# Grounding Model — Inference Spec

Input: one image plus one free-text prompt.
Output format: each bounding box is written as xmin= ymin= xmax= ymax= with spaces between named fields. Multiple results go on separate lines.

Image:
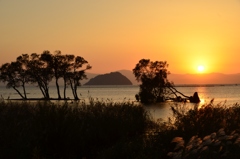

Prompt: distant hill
xmin=112 ymin=70 xmax=240 ymax=85
xmin=117 ymin=70 xmax=139 ymax=85
xmin=81 ymin=72 xmax=99 ymax=85
xmin=168 ymin=73 xmax=240 ymax=84
xmin=84 ymin=72 xmax=132 ymax=85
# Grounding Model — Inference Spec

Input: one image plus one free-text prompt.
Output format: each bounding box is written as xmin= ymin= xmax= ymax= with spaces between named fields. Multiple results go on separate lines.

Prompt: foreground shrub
xmin=0 ymin=99 xmax=153 ymax=158
xmin=170 ymin=100 xmax=240 ymax=139
xmin=153 ymin=100 xmax=240 ymax=158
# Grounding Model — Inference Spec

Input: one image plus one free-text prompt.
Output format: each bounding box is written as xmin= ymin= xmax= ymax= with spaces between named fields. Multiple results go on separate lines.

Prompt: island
xmin=84 ymin=72 xmax=132 ymax=85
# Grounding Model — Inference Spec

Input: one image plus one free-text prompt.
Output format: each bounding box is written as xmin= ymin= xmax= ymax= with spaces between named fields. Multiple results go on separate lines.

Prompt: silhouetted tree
xmin=60 ymin=54 xmax=75 ymax=99
xmin=40 ymin=50 xmax=63 ymax=99
xmin=133 ymin=59 xmax=174 ymax=104
xmin=0 ymin=61 xmax=28 ymax=99
xmin=66 ymin=56 xmax=92 ymax=100
xmin=40 ymin=51 xmax=92 ymax=100
xmin=26 ymin=53 xmax=53 ymax=99
xmin=1 ymin=51 xmax=91 ymax=100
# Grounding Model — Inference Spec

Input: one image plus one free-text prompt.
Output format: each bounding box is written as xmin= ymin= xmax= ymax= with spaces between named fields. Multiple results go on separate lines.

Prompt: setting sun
xmin=197 ymin=65 xmax=205 ymax=73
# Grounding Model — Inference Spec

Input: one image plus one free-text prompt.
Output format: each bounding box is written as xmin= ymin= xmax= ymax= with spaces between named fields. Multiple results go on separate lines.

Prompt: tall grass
xmin=0 ymin=99 xmax=153 ymax=158
xmin=155 ymin=100 xmax=240 ymax=159
xmin=2 ymin=99 xmax=240 ymax=158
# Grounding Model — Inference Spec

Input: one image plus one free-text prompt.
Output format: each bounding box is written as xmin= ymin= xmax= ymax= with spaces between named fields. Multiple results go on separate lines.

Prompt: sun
xmin=197 ymin=65 xmax=205 ymax=72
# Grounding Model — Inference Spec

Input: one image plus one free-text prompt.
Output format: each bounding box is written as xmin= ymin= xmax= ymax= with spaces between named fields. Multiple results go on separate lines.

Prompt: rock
xmin=84 ymin=72 xmax=132 ymax=85
xmin=189 ymin=92 xmax=200 ymax=103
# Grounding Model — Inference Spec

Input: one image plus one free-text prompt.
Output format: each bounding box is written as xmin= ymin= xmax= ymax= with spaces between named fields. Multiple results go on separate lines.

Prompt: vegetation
xmin=0 ymin=50 xmax=91 ymax=100
xmin=0 ymin=55 xmax=239 ymax=158
xmin=133 ymin=59 xmax=175 ymax=104
xmin=152 ymin=100 xmax=240 ymax=159
xmin=1 ymin=99 xmax=240 ymax=158
xmin=0 ymin=99 xmax=153 ymax=158
xmin=133 ymin=59 xmax=200 ymax=104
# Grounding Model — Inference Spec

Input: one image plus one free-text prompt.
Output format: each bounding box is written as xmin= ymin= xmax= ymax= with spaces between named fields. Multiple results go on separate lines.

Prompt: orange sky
xmin=1 ymin=0 xmax=240 ymax=74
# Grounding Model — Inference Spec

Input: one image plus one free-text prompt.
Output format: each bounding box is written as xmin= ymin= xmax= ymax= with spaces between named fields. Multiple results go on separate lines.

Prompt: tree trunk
xmin=168 ymin=86 xmax=190 ymax=98
xmin=74 ymin=84 xmax=79 ymax=100
xmin=69 ymin=79 xmax=76 ymax=99
xmin=63 ymin=77 xmax=67 ymax=99
xmin=22 ymin=83 xmax=27 ymax=99
xmin=38 ymin=82 xmax=46 ymax=98
xmin=12 ymin=86 xmax=25 ymax=99
xmin=55 ymin=78 xmax=61 ymax=99
xmin=42 ymin=81 xmax=50 ymax=99
xmin=45 ymin=88 xmax=50 ymax=99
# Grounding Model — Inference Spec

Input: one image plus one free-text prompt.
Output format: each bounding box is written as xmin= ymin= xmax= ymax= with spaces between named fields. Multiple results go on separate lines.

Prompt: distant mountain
xmin=67 ymin=72 xmax=240 ymax=85
xmin=84 ymin=72 xmax=132 ymax=85
xmin=168 ymin=73 xmax=240 ymax=84
xmin=81 ymin=72 xmax=99 ymax=85
xmin=113 ymin=70 xmax=240 ymax=85
xmin=117 ymin=70 xmax=139 ymax=85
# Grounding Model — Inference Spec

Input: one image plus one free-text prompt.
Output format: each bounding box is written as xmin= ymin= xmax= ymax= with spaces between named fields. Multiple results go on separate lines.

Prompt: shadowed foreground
xmin=1 ymin=99 xmax=240 ymax=158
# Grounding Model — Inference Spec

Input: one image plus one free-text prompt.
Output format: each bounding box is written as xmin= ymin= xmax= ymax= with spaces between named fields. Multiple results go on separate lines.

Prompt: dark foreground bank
xmin=1 ymin=99 xmax=240 ymax=158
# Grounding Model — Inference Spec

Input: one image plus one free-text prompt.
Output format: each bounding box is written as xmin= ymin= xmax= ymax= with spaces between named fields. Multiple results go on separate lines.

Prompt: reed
xmin=0 ymin=99 xmax=153 ymax=158
xmin=1 ymin=99 xmax=240 ymax=158
xmin=154 ymin=100 xmax=240 ymax=158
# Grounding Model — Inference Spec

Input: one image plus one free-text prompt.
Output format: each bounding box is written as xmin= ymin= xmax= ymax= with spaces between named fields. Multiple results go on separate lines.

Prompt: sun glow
xmin=197 ymin=65 xmax=205 ymax=73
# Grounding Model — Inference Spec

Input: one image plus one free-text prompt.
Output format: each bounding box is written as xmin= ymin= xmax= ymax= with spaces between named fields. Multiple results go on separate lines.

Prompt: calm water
xmin=1 ymin=85 xmax=240 ymax=120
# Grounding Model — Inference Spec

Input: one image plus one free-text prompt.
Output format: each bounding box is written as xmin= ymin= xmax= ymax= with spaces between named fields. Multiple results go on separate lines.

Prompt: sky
xmin=1 ymin=0 xmax=240 ymax=74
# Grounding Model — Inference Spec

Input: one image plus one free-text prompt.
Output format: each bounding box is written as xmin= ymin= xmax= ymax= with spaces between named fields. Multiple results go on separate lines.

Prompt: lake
xmin=1 ymin=84 xmax=240 ymax=120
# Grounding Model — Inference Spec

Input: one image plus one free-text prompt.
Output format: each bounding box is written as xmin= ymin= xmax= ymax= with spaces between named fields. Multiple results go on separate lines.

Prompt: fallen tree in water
xmin=133 ymin=59 xmax=200 ymax=104
xmin=168 ymin=85 xmax=200 ymax=103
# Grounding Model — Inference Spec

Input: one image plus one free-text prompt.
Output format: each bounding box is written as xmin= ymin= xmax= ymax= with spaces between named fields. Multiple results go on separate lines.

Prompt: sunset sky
xmin=1 ymin=0 xmax=240 ymax=74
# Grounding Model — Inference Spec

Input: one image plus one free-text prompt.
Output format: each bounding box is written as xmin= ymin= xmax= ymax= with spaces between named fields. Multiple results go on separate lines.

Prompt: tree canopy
xmin=133 ymin=59 xmax=201 ymax=104
xmin=133 ymin=59 xmax=174 ymax=103
xmin=0 ymin=50 xmax=91 ymax=100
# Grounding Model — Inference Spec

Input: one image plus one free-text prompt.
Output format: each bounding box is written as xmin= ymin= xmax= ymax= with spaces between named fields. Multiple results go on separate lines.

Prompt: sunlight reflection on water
xmin=143 ymin=101 xmax=201 ymax=121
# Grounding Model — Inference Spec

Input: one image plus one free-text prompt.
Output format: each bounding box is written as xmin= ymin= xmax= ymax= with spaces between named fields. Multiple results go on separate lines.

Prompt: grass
xmin=1 ymin=98 xmax=240 ymax=158
xmin=155 ymin=100 xmax=240 ymax=159
xmin=0 ymin=99 xmax=153 ymax=158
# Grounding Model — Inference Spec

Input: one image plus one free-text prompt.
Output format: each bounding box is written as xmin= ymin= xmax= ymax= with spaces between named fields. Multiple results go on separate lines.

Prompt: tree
xmin=133 ymin=59 xmax=174 ymax=104
xmin=40 ymin=51 xmax=91 ymax=100
xmin=0 ymin=61 xmax=29 ymax=99
xmin=60 ymin=54 xmax=75 ymax=99
xmin=40 ymin=50 xmax=63 ymax=99
xmin=66 ymin=56 xmax=92 ymax=100
xmin=0 ymin=51 xmax=91 ymax=100
xmin=26 ymin=53 xmax=53 ymax=99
